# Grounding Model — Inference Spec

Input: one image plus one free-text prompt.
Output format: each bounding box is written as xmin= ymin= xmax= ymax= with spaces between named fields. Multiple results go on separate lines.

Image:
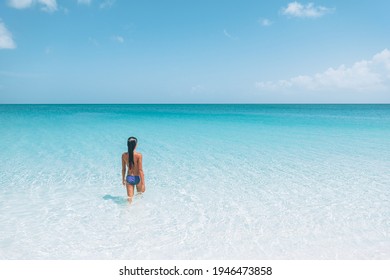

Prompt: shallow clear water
xmin=0 ymin=104 xmax=389 ymax=259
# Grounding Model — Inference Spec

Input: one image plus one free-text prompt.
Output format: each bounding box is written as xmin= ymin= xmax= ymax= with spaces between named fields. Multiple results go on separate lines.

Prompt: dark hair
xmin=127 ymin=137 xmax=138 ymax=169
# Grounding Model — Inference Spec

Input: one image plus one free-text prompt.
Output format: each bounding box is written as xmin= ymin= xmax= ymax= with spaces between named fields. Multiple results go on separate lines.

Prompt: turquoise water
xmin=0 ymin=104 xmax=389 ymax=259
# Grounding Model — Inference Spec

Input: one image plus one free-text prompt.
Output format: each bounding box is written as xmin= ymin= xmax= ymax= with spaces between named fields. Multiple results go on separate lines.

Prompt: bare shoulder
xmin=122 ymin=152 xmax=128 ymax=159
xmin=135 ymin=152 xmax=143 ymax=159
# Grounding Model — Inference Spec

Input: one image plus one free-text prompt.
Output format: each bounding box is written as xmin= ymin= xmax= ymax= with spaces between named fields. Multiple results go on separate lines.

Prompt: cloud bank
xmin=0 ymin=21 xmax=16 ymax=49
xmin=281 ymin=2 xmax=333 ymax=18
xmin=256 ymin=49 xmax=390 ymax=92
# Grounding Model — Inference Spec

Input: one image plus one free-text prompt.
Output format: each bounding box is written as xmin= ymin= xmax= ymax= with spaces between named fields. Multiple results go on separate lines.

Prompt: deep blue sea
xmin=0 ymin=104 xmax=389 ymax=259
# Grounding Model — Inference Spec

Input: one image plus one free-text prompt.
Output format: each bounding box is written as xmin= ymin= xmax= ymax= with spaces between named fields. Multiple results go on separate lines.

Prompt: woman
xmin=122 ymin=136 xmax=145 ymax=202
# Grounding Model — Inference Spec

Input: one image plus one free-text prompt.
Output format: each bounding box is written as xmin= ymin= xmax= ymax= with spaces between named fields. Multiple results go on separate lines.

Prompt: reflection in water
xmin=103 ymin=193 xmax=144 ymax=205
xmin=102 ymin=194 xmax=128 ymax=205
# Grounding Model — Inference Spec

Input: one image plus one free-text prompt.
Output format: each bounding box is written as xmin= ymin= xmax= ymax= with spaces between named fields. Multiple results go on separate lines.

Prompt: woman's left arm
xmin=138 ymin=154 xmax=145 ymax=192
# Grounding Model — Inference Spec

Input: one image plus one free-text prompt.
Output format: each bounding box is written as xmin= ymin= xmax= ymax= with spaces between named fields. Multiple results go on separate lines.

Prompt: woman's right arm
xmin=121 ymin=154 xmax=126 ymax=186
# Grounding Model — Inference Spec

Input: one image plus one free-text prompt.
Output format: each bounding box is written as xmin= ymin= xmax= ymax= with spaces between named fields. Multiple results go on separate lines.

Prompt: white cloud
xmin=77 ymin=0 xmax=116 ymax=9
xmin=0 ymin=71 xmax=45 ymax=78
xmin=112 ymin=35 xmax=124 ymax=43
xmin=256 ymin=49 xmax=390 ymax=92
xmin=45 ymin=46 xmax=52 ymax=54
xmin=0 ymin=21 xmax=16 ymax=49
xmin=8 ymin=0 xmax=57 ymax=12
xmin=191 ymin=85 xmax=205 ymax=93
xmin=38 ymin=0 xmax=57 ymax=12
xmin=259 ymin=18 xmax=273 ymax=27
xmin=223 ymin=29 xmax=238 ymax=40
xmin=281 ymin=2 xmax=333 ymax=18
xmin=88 ymin=37 xmax=99 ymax=46
xmin=78 ymin=0 xmax=92 ymax=5
xmin=8 ymin=0 xmax=33 ymax=9
xmin=62 ymin=7 xmax=70 ymax=14
xmin=100 ymin=0 xmax=115 ymax=9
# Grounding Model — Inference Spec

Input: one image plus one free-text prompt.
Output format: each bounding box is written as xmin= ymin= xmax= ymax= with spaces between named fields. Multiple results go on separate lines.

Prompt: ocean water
xmin=0 ymin=104 xmax=389 ymax=259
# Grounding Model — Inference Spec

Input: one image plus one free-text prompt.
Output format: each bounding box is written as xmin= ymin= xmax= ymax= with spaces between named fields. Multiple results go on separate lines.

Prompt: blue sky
xmin=0 ymin=0 xmax=390 ymax=103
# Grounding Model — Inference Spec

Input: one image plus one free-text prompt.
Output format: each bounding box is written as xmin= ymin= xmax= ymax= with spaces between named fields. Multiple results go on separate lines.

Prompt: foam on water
xmin=0 ymin=104 xmax=389 ymax=259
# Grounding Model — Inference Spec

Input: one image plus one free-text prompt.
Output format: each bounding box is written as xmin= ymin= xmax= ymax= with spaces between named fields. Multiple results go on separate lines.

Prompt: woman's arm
xmin=121 ymin=153 xmax=126 ymax=186
xmin=138 ymin=154 xmax=145 ymax=192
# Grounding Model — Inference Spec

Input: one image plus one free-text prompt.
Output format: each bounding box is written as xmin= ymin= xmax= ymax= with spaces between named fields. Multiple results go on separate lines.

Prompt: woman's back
xmin=122 ymin=151 xmax=142 ymax=176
